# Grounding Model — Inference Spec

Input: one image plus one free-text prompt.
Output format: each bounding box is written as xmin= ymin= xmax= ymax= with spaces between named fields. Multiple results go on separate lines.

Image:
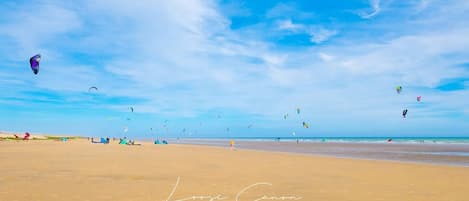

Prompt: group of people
xmin=154 ymin=139 xmax=168 ymax=144
xmin=89 ymin=137 xmax=170 ymax=146
xmin=119 ymin=138 xmax=141 ymax=145
xmin=12 ymin=132 xmax=30 ymax=140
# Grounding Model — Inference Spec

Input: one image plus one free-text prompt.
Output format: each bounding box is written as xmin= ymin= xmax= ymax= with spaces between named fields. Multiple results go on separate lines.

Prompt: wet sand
xmin=1 ymin=140 xmax=469 ymax=201
xmin=175 ymin=139 xmax=469 ymax=166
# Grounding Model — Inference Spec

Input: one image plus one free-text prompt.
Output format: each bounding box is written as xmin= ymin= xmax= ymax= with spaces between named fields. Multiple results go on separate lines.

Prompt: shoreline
xmin=3 ymin=134 xmax=469 ymax=167
xmin=174 ymin=139 xmax=469 ymax=167
xmin=170 ymin=136 xmax=469 ymax=144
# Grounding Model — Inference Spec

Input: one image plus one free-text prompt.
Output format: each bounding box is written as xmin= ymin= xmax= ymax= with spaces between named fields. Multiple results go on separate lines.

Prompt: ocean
xmin=173 ymin=137 xmax=469 ymax=144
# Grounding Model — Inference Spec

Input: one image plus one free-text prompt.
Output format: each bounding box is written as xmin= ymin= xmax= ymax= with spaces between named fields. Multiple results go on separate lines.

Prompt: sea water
xmin=181 ymin=137 xmax=469 ymax=144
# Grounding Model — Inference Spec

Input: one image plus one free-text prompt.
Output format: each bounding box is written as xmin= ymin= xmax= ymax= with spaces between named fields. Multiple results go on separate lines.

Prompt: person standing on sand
xmin=229 ymin=140 xmax=235 ymax=150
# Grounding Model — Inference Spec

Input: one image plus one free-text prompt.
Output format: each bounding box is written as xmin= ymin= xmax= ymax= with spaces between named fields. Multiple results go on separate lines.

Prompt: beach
xmin=1 ymin=140 xmax=469 ymax=201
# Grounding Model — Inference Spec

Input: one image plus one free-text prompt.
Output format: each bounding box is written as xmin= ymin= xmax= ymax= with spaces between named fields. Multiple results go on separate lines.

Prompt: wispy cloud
xmin=0 ymin=3 xmax=82 ymax=55
xmin=358 ymin=0 xmax=381 ymax=19
xmin=1 ymin=0 xmax=468 ymax=136
xmin=318 ymin=52 xmax=335 ymax=62
xmin=275 ymin=19 xmax=337 ymax=44
xmin=309 ymin=28 xmax=338 ymax=44
xmin=276 ymin=19 xmax=304 ymax=32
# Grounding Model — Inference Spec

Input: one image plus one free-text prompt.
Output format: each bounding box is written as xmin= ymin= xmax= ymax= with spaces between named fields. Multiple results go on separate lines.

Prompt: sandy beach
xmin=1 ymin=140 xmax=469 ymax=201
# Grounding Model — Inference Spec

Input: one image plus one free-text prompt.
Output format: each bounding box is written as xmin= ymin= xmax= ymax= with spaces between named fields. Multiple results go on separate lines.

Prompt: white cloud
xmin=276 ymin=20 xmax=337 ymax=44
xmin=0 ymin=4 xmax=82 ymax=53
xmin=309 ymin=28 xmax=338 ymax=44
xmin=358 ymin=0 xmax=381 ymax=19
xmin=267 ymin=3 xmax=340 ymax=44
xmin=267 ymin=66 xmax=312 ymax=87
xmin=276 ymin=19 xmax=304 ymax=31
xmin=318 ymin=52 xmax=335 ymax=62
xmin=261 ymin=54 xmax=288 ymax=66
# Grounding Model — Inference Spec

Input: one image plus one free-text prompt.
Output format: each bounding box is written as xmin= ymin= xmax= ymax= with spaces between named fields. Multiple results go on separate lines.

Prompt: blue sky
xmin=1 ymin=0 xmax=469 ymax=138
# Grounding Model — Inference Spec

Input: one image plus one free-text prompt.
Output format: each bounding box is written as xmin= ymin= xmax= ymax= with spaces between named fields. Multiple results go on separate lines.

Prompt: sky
xmin=1 ymin=0 xmax=469 ymax=138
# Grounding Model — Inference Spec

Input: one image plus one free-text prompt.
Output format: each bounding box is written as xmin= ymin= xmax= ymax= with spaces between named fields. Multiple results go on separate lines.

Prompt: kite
xmin=29 ymin=54 xmax=41 ymax=75
xmin=88 ymin=87 xmax=98 ymax=92
xmin=302 ymin=122 xmax=309 ymax=128
xmin=417 ymin=96 xmax=422 ymax=102
xmin=297 ymin=108 xmax=301 ymax=114
xmin=129 ymin=107 xmax=134 ymax=112
xmin=396 ymin=86 xmax=402 ymax=94
xmin=402 ymin=109 xmax=408 ymax=118
xmin=283 ymin=114 xmax=288 ymax=119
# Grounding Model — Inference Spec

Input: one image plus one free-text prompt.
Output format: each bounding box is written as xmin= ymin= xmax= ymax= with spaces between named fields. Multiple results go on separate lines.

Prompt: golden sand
xmin=1 ymin=140 xmax=468 ymax=201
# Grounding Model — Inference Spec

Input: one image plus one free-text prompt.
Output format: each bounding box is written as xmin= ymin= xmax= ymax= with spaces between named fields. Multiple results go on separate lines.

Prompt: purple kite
xmin=29 ymin=54 xmax=41 ymax=75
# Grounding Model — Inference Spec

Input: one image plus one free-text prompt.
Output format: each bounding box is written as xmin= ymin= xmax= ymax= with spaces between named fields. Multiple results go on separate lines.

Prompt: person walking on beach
xmin=229 ymin=139 xmax=235 ymax=150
